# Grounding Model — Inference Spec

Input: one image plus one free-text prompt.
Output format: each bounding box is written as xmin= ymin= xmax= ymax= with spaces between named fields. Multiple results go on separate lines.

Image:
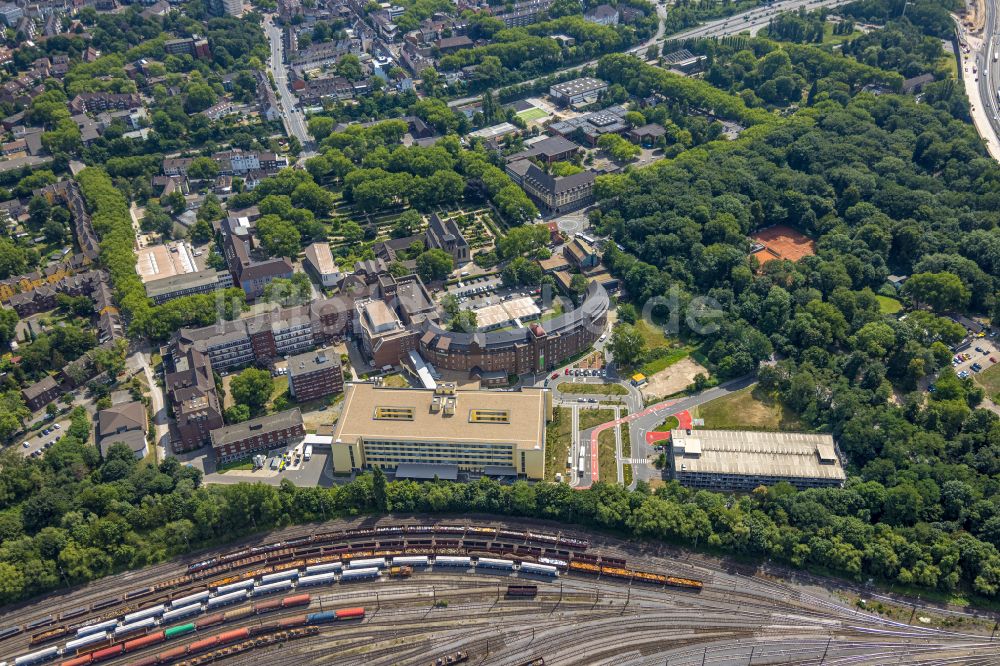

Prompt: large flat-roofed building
xmin=211 ymin=408 xmax=304 ymax=462
xmin=145 ymin=269 xmax=233 ymax=304
xmin=331 ymin=383 xmax=551 ymax=480
xmin=549 ymin=77 xmax=607 ymax=106
xmin=670 ymin=429 xmax=846 ymax=492
xmin=356 ymin=298 xmax=418 ymax=369
xmin=288 ymin=349 xmax=344 ymax=402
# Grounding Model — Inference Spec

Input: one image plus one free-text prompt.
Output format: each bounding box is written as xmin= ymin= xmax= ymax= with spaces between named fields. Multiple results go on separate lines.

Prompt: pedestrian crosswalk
xmin=622 ymin=458 xmax=650 ymax=465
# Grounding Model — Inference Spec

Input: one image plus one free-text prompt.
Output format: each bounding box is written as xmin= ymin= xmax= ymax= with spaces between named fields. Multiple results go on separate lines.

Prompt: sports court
xmin=750 ymin=225 xmax=816 ymax=266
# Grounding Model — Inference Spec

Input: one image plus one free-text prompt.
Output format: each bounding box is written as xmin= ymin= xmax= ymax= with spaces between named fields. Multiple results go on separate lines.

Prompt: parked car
xmin=551 ymin=372 xmax=559 ymax=379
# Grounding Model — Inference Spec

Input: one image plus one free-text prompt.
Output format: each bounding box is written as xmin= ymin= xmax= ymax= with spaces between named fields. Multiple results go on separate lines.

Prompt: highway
xmin=976 ymin=0 xmax=1000 ymax=158
xmin=263 ymin=15 xmax=314 ymax=156
xmin=448 ymin=0 xmax=854 ymax=108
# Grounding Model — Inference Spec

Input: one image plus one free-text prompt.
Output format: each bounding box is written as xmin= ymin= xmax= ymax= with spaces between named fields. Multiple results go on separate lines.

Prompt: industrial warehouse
xmin=669 ymin=429 xmax=846 ymax=492
xmin=330 ymin=383 xmax=551 ymax=480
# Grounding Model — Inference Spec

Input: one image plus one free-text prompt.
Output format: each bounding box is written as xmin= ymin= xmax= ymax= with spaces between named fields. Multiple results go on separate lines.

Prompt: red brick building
xmin=210 ymin=408 xmax=305 ymax=462
xmin=287 ymin=350 xmax=343 ymax=402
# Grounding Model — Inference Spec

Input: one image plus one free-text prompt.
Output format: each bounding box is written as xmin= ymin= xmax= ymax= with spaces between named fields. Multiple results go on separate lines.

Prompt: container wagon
xmin=123 ymin=631 xmax=165 ymax=653
xmin=168 ymin=591 xmax=210 ymax=609
xmin=281 ymin=594 xmax=311 ymax=608
xmin=13 ymin=646 xmax=59 ymax=666
xmin=391 ymin=556 xmax=428 ymax=567
xmin=60 ymin=656 xmax=92 ymax=666
xmin=164 ymin=623 xmax=196 ymax=640
xmin=347 ymin=558 xmax=386 ymax=569
xmin=253 ymin=599 xmax=282 ymax=615
xmin=23 ymin=618 xmax=54 ymax=632
xmin=59 ymin=608 xmax=88 ymax=622
xmin=89 ymin=598 xmax=119 ymax=612
xmin=114 ymin=617 xmax=156 ymax=639
xmin=305 ymin=611 xmax=336 ymax=625
xmin=519 ymin=562 xmax=558 ymax=577
xmin=0 ymin=626 xmax=22 ymax=640
xmin=161 ymin=604 xmax=201 ymax=623
xmin=214 ymin=580 xmax=254 ymax=595
xmin=304 ymin=562 xmax=341 ymax=575
xmin=206 ymin=590 xmax=247 ymax=609
xmin=476 ymin=558 xmax=515 ymax=571
xmin=252 ymin=581 xmax=293 ymax=597
xmin=334 ymin=607 xmax=365 ymax=620
xmin=75 ymin=621 xmax=117 ymax=639
xmin=260 ymin=570 xmax=299 ymax=585
xmin=505 ymin=585 xmax=537 ymax=597
xmin=89 ymin=645 xmax=123 ymax=663
xmin=434 ymin=556 xmax=471 ymax=567
xmin=194 ymin=614 xmax=224 ymax=630
xmin=122 ymin=605 xmax=165 ymax=625
xmin=223 ymin=606 xmax=254 ymax=622
xmin=340 ymin=567 xmax=380 ymax=582
xmin=296 ymin=573 xmax=337 ymax=587
xmin=64 ymin=633 xmax=108 ymax=654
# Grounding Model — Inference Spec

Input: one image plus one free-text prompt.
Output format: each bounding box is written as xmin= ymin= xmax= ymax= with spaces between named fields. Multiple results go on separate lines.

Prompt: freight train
xmin=7 ymin=604 xmax=363 ymax=666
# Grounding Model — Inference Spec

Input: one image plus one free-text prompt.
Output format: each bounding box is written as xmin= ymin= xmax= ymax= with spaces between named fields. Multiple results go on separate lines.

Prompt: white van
xmin=304 ymin=444 xmax=313 ymax=461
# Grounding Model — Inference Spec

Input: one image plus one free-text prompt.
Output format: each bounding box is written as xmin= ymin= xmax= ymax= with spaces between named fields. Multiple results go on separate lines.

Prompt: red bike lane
xmin=582 ymin=400 xmax=690 ymax=485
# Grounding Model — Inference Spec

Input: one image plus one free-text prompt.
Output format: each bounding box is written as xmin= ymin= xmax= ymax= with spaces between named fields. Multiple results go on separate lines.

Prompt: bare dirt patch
xmin=642 ymin=356 xmax=709 ymax=399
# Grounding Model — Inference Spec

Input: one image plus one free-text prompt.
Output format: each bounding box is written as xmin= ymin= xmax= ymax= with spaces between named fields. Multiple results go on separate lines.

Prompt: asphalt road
xmin=264 ymin=15 xmax=314 ymax=155
xmin=979 ymin=0 xmax=1000 ymax=145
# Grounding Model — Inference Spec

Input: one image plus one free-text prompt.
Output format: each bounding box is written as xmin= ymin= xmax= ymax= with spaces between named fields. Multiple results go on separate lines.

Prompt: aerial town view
xmin=2 ymin=0 xmax=1000 ymax=663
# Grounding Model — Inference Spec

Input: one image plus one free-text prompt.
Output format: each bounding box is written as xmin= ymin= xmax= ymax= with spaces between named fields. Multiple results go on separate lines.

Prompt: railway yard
xmin=2 ymin=519 xmax=999 ymax=666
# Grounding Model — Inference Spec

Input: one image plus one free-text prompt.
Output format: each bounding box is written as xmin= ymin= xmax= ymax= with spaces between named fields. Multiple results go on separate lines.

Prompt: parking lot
xmin=951 ymin=335 xmax=1000 ymax=380
xmin=197 ymin=445 xmax=334 ymax=486
xmin=16 ymin=418 xmax=71 ymax=459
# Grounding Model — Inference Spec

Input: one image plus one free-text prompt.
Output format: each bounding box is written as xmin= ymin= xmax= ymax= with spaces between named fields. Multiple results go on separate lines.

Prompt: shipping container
xmin=281 ymin=594 xmax=310 ymax=608
xmin=260 ymin=569 xmax=298 ymax=585
xmin=305 ymin=611 xmax=335 ymax=625
xmin=64 ymin=632 xmax=108 ymax=653
xmin=278 ymin=616 xmax=307 ymax=629
xmin=163 ymin=624 xmax=196 ymax=639
xmin=194 ymin=614 xmax=224 ymax=630
xmin=161 ymin=604 xmax=201 ymax=623
xmin=123 ymin=632 xmax=165 ymax=652
xmin=122 ymin=605 xmax=164 ymax=625
xmin=346 ymin=558 xmax=386 ymax=569
xmin=59 ymin=656 xmax=92 ymax=666
xmin=168 ymin=591 xmax=210 ymax=609
xmin=333 ymin=607 xmax=365 ymax=621
xmin=88 ymin=645 xmax=123 ymax=663
xmin=303 ymin=562 xmax=341 ymax=575
xmin=296 ymin=573 xmax=336 ymax=587
xmin=252 ymin=581 xmax=292 ymax=597
xmin=252 ymin=599 xmax=282 ymax=615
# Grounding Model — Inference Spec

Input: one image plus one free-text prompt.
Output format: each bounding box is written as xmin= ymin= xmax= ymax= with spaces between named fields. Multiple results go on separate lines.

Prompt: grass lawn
xmin=382 ymin=374 xmax=410 ymax=388
xmin=622 ymin=422 xmax=632 ymax=487
xmin=876 ymin=295 xmax=903 ymax=315
xmin=641 ymin=346 xmax=694 ymax=377
xmin=597 ymin=428 xmax=618 ymax=484
xmin=545 ymin=407 xmax=573 ymax=482
xmin=267 ymin=376 xmax=288 ymax=411
xmin=695 ymin=386 xmax=806 ymax=432
xmin=820 ymin=22 xmax=863 ymax=45
xmin=635 ymin=319 xmax=669 ymax=349
xmin=578 ymin=408 xmax=616 ymax=431
xmin=559 ymin=382 xmax=628 ymax=395
xmin=654 ymin=415 xmax=679 ymax=432
xmin=516 ymin=107 xmax=548 ymax=122
xmin=216 ymin=459 xmax=255 ymax=473
xmin=975 ymin=363 xmax=1000 ymax=401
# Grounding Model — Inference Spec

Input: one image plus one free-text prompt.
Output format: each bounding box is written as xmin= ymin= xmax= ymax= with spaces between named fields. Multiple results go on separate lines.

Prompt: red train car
xmin=60 ymin=656 xmax=93 ymax=666
xmin=254 ymin=599 xmax=282 ymax=614
xmin=334 ymin=607 xmax=365 ymax=620
xmin=194 ymin=613 xmax=224 ymax=630
xmin=281 ymin=594 xmax=310 ymax=608
xmin=188 ymin=636 xmax=220 ymax=654
xmin=90 ymin=645 xmax=124 ymax=663
xmin=128 ymin=657 xmax=159 ymax=666
xmin=278 ymin=615 xmax=307 ymax=628
xmin=156 ymin=645 xmax=189 ymax=662
xmin=124 ymin=631 xmax=165 ymax=652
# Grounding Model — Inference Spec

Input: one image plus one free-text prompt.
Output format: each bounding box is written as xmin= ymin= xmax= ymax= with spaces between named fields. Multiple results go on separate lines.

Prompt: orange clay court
xmin=750 ymin=225 xmax=816 ymax=266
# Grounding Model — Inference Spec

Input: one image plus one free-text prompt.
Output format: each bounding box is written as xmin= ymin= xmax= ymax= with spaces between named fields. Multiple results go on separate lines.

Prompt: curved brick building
xmin=418 ymin=282 xmax=608 ymax=380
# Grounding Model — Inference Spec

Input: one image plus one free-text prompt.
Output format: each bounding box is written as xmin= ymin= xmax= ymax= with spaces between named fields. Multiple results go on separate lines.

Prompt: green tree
xmin=187 ymin=157 xmax=220 ymax=181
xmin=609 ymin=324 xmax=645 ymax=369
xmin=903 ymin=272 xmax=970 ymax=312
xmin=256 ymin=216 xmax=301 ymax=258
xmin=416 ymin=248 xmax=454 ymax=282
xmin=230 ymin=368 xmax=274 ymax=414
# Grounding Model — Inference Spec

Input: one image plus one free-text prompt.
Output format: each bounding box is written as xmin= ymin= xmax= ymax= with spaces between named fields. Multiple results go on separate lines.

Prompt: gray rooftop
xmin=210 ymin=408 xmax=303 ymax=448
